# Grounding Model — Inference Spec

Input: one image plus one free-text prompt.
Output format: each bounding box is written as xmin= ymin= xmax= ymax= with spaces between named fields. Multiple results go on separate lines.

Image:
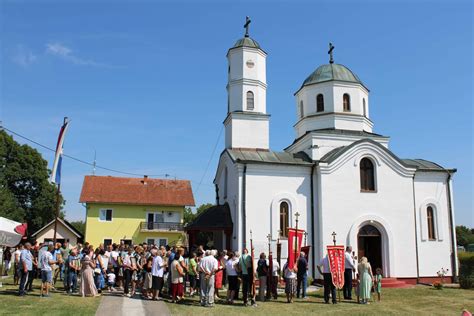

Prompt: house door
xmin=357 ymin=224 xmax=382 ymax=271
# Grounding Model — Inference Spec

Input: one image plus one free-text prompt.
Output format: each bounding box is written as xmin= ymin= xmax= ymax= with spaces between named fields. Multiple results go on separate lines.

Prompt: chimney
xmin=142 ymin=175 xmax=148 ymax=185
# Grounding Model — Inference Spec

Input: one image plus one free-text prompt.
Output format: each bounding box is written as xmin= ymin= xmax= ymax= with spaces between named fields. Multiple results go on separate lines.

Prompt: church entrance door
xmin=357 ymin=224 xmax=382 ymax=271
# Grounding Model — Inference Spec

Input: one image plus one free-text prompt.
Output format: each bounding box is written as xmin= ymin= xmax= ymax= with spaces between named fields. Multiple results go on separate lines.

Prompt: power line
xmin=2 ymin=126 xmax=173 ymax=178
xmin=195 ymin=125 xmax=224 ymax=195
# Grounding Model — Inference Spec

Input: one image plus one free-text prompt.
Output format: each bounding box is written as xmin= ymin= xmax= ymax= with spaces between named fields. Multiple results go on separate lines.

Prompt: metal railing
xmin=140 ymin=221 xmax=184 ymax=231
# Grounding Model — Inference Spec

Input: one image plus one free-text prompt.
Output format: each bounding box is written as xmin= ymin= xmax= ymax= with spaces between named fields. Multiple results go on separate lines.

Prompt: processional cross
xmin=244 ymin=16 xmax=251 ymax=37
xmin=328 ymin=42 xmax=335 ymax=64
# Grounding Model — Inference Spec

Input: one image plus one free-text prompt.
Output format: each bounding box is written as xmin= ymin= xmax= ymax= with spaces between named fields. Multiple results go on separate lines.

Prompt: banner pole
xmin=52 ymin=183 xmax=61 ymax=244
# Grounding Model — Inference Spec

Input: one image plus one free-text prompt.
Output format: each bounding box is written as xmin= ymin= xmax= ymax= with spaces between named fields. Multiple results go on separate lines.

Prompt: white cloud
xmin=45 ymin=42 xmax=119 ymax=68
xmin=12 ymin=45 xmax=37 ymax=67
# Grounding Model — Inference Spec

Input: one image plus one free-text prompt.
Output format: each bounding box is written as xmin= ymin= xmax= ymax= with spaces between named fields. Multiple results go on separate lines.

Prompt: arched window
xmin=360 ymin=158 xmax=375 ymax=191
xmin=317 ymin=94 xmax=324 ymax=112
xmin=280 ymin=201 xmax=289 ymax=237
xmin=343 ymin=93 xmax=351 ymax=112
xmin=299 ymin=101 xmax=304 ymax=118
xmin=363 ymin=98 xmax=367 ymax=117
xmin=246 ymin=91 xmax=254 ymax=110
xmin=224 ymin=167 xmax=228 ymax=198
xmin=427 ymin=206 xmax=436 ymax=240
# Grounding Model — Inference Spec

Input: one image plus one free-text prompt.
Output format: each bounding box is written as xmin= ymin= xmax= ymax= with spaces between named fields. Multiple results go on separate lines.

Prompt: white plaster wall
xmin=317 ymin=143 xmax=418 ymax=278
xmin=294 ymin=82 xmax=370 ymax=137
xmin=215 ymin=153 xmax=242 ymax=250
xmin=243 ymin=164 xmax=313 ymax=270
xmin=225 ymin=115 xmax=269 ymax=149
xmin=414 ymin=172 xmax=454 ymax=277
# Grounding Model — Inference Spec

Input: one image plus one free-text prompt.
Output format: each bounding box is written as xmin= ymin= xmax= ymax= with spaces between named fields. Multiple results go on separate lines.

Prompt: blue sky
xmin=1 ymin=1 xmax=472 ymax=227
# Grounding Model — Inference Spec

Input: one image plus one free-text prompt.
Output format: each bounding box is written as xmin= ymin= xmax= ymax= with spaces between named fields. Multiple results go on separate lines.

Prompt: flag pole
xmin=294 ymin=212 xmax=300 ymax=266
xmin=52 ymin=183 xmax=61 ymax=244
xmin=51 ymin=116 xmax=69 ymax=245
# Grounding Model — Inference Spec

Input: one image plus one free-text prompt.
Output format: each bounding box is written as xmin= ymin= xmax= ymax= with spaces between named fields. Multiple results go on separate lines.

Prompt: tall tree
xmin=456 ymin=225 xmax=474 ymax=248
xmin=69 ymin=220 xmax=85 ymax=236
xmin=183 ymin=203 xmax=214 ymax=225
xmin=0 ymin=130 xmax=63 ymax=235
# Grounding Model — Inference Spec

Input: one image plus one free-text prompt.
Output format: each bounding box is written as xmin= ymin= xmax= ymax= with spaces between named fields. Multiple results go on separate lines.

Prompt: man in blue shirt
xmin=18 ymin=242 xmax=33 ymax=296
xmin=296 ymin=252 xmax=309 ymax=299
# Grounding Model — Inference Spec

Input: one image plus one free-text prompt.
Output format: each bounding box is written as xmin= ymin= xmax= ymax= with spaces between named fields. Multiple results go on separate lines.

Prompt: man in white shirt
xmin=199 ymin=250 xmax=218 ymax=307
xmin=343 ymin=246 xmax=356 ymax=300
xmin=40 ymin=243 xmax=56 ymax=297
xmin=317 ymin=254 xmax=336 ymax=304
xmin=268 ymin=255 xmax=280 ymax=300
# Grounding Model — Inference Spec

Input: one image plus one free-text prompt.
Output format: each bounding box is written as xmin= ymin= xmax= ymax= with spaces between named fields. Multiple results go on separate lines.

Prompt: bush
xmin=458 ymin=252 xmax=474 ymax=289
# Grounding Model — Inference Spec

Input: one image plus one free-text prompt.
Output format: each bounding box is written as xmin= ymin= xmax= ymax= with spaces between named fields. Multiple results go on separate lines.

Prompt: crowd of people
xmin=2 ymin=241 xmax=382 ymax=306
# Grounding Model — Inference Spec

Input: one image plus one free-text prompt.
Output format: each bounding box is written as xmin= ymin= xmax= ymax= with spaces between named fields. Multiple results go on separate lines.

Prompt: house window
xmin=146 ymin=238 xmax=167 ymax=247
xmin=317 ymin=94 xmax=324 ymax=112
xmin=343 ymin=93 xmax=351 ymax=111
xmin=363 ymin=98 xmax=367 ymax=117
xmin=147 ymin=238 xmax=155 ymax=245
xmin=99 ymin=209 xmax=113 ymax=222
xmin=246 ymin=91 xmax=254 ymax=110
xmin=360 ymin=158 xmax=375 ymax=191
xmin=280 ymin=201 xmax=289 ymax=238
xmin=300 ymin=101 xmax=304 ymax=118
xmin=427 ymin=206 xmax=436 ymax=240
xmin=103 ymin=239 xmax=112 ymax=247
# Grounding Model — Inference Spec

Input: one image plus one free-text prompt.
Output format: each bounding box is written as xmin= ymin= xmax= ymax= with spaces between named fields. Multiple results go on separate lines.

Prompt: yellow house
xmin=79 ymin=175 xmax=195 ymax=247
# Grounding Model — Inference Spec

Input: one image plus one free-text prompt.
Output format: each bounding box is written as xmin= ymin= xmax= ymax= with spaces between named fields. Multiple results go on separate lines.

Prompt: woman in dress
xmin=357 ymin=256 xmax=373 ymax=304
xmin=80 ymin=246 xmax=99 ymax=297
xmin=283 ymin=259 xmax=298 ymax=303
xmin=214 ymin=251 xmax=225 ymax=300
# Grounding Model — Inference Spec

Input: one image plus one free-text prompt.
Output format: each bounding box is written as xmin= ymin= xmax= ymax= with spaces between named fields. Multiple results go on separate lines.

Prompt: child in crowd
xmin=107 ymin=272 xmax=116 ymax=292
xmin=354 ymin=273 xmax=360 ymax=304
xmin=374 ymin=267 xmax=383 ymax=302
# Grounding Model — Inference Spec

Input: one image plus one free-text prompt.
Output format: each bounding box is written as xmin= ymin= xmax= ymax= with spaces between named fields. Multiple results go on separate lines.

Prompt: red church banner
xmin=327 ymin=245 xmax=345 ymax=289
xmin=287 ymin=228 xmax=304 ymax=269
xmin=301 ymin=245 xmax=311 ymax=263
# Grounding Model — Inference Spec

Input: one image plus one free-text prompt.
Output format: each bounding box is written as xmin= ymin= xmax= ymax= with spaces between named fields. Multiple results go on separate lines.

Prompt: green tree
xmin=183 ymin=203 xmax=214 ymax=225
xmin=69 ymin=220 xmax=85 ymax=236
xmin=456 ymin=225 xmax=474 ymax=248
xmin=0 ymin=130 xmax=63 ymax=236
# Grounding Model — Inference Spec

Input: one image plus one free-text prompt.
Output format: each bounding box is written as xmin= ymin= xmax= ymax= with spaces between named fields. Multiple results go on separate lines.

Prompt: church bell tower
xmin=224 ymin=17 xmax=269 ymax=150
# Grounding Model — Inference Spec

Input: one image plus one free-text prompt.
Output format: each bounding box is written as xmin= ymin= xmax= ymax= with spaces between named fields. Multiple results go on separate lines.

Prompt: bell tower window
xmin=280 ymin=201 xmax=289 ymax=238
xmin=300 ymin=101 xmax=304 ymax=118
xmin=360 ymin=158 xmax=375 ymax=191
xmin=343 ymin=93 xmax=351 ymax=112
xmin=246 ymin=91 xmax=254 ymax=110
xmin=317 ymin=94 xmax=324 ymax=112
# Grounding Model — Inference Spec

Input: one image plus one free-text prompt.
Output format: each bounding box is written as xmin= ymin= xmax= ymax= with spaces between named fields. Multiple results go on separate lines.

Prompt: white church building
xmin=212 ymin=22 xmax=458 ymax=283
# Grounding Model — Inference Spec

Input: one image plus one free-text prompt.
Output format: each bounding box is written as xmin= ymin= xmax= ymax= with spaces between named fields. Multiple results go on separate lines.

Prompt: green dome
xmin=232 ymin=37 xmax=261 ymax=49
xmin=302 ymin=63 xmax=364 ymax=87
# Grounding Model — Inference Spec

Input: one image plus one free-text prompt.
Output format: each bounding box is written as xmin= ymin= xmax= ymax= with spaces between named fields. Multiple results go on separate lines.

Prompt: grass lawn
xmin=0 ymin=276 xmax=100 ymax=316
xmin=165 ymin=286 xmax=474 ymax=316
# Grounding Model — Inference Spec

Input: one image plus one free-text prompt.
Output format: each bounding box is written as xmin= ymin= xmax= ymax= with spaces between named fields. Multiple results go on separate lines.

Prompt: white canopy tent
xmin=0 ymin=217 xmax=25 ymax=247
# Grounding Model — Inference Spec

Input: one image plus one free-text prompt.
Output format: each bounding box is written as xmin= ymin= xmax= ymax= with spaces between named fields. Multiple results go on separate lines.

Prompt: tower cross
xmin=328 ymin=42 xmax=335 ymax=64
xmin=244 ymin=16 xmax=251 ymax=37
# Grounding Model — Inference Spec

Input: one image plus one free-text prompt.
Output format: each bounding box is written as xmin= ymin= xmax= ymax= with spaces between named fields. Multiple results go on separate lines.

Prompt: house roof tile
xmin=79 ymin=175 xmax=195 ymax=206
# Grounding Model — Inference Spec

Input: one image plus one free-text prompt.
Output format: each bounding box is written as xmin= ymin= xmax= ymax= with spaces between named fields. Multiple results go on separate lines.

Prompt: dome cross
xmin=244 ymin=16 xmax=251 ymax=37
xmin=328 ymin=42 xmax=335 ymax=64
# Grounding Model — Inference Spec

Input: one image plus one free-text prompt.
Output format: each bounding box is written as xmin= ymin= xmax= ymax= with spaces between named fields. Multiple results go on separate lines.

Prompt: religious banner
xmin=287 ymin=228 xmax=304 ymax=269
xmin=301 ymin=245 xmax=311 ymax=262
xmin=327 ymin=245 xmax=345 ymax=289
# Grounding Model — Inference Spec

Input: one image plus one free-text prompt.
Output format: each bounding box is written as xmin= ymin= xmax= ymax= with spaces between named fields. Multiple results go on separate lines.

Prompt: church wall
xmin=317 ymin=151 xmax=418 ymax=278
xmin=243 ymin=164 xmax=313 ymax=271
xmin=215 ymin=155 xmax=242 ymax=251
xmin=225 ymin=116 xmax=269 ymax=149
xmin=413 ymin=171 xmax=454 ymax=277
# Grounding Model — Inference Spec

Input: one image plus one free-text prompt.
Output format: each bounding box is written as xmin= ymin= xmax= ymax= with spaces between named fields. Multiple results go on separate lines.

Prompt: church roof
xmin=286 ymin=129 xmax=388 ymax=151
xmin=401 ymin=159 xmax=456 ymax=172
xmin=185 ymin=203 xmax=233 ymax=230
xmin=231 ymin=37 xmax=261 ymax=49
xmin=297 ymin=63 xmax=367 ymax=93
xmin=320 ymin=139 xmax=456 ymax=172
xmin=226 ymin=148 xmax=313 ymax=166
